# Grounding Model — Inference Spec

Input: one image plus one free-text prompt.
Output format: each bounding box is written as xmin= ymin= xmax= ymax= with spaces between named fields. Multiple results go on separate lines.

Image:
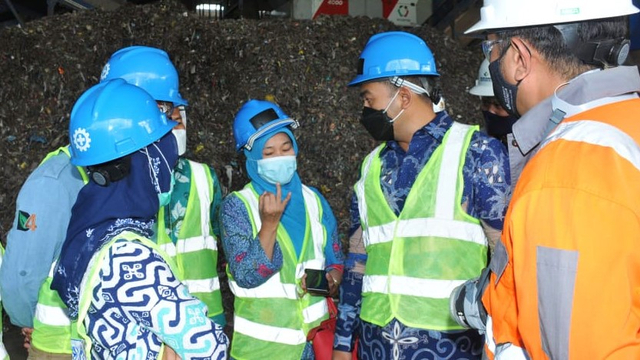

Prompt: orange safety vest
xmin=483 ymin=98 xmax=640 ymax=360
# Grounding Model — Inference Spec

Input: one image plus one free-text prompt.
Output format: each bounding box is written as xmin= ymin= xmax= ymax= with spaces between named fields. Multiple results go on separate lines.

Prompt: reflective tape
xmin=543 ymin=119 xmax=640 ymax=172
xmin=234 ymin=316 xmax=307 ymax=345
xmin=35 ymin=303 xmax=71 ymax=326
xmin=302 ymin=298 xmax=327 ymax=324
xmin=183 ymin=277 xmax=220 ymax=293
xmin=365 ymin=218 xmax=487 ymax=247
xmin=363 ymin=274 xmax=465 ymax=299
xmin=158 ymin=235 xmax=217 ymax=257
xmin=229 ymin=275 xmax=298 ymax=300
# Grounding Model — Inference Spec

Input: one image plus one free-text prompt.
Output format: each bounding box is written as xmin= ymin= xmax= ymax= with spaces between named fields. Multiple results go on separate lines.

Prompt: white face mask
xmin=257 ymin=155 xmax=297 ymax=185
xmin=172 ymin=129 xmax=187 ymax=156
xmin=172 ymin=107 xmax=188 ymax=156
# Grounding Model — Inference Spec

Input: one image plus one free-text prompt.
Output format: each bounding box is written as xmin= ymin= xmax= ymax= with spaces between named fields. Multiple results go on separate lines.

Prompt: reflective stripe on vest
xmin=355 ymin=122 xmax=488 ymax=330
xmin=32 ymin=261 xmax=72 ymax=353
xmin=228 ymin=183 xmax=328 ymax=360
xmin=484 ymin=316 xmax=528 ymax=360
xmin=542 ymin=120 xmax=640 ymax=171
xmin=156 ymin=160 xmax=223 ymax=318
xmin=485 ymin=315 xmax=497 ymax=357
xmin=32 ymin=146 xmax=87 ymax=354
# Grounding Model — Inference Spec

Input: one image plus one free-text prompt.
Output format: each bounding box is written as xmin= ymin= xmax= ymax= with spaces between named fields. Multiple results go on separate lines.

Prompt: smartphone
xmin=305 ymin=268 xmax=329 ymax=297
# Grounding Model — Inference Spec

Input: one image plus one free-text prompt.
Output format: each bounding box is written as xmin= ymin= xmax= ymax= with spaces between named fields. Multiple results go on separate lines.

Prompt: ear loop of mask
xmin=179 ymin=106 xmax=187 ymax=129
xmin=384 ymin=89 xmax=405 ymax=123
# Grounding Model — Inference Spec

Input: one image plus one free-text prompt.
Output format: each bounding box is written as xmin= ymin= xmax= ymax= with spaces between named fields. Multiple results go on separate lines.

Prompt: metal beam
xmin=48 ymin=0 xmax=126 ymax=15
xmin=3 ymin=0 xmax=24 ymax=27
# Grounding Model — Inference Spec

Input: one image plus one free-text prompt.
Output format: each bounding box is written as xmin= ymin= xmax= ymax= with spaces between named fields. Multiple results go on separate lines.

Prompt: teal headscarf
xmin=243 ymin=127 xmax=306 ymax=256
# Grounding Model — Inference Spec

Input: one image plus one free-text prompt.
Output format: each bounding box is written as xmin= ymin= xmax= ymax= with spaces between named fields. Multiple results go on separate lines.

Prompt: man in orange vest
xmin=450 ymin=0 xmax=640 ymax=358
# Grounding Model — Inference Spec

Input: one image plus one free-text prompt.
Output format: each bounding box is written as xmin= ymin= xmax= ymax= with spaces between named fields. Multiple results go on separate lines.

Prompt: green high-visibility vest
xmin=32 ymin=146 xmax=87 ymax=354
xmin=355 ymin=122 xmax=489 ymax=331
xmin=227 ymin=183 xmax=329 ymax=360
xmin=156 ymin=160 xmax=223 ymax=319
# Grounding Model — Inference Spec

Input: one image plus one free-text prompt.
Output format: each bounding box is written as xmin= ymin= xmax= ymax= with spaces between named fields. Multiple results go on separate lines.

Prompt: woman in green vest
xmin=220 ymin=99 xmax=345 ymax=360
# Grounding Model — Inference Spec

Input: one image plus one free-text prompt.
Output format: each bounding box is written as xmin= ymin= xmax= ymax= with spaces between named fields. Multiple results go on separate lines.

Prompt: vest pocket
xmin=536 ymin=246 xmax=578 ymax=360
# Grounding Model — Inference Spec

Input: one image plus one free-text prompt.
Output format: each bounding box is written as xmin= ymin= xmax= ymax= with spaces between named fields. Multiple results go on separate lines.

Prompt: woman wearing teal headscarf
xmin=220 ymin=100 xmax=344 ymax=360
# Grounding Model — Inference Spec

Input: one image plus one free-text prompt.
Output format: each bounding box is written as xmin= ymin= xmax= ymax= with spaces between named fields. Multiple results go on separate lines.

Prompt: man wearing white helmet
xmin=468 ymin=59 xmax=517 ymax=147
xmin=452 ymin=0 xmax=640 ymax=358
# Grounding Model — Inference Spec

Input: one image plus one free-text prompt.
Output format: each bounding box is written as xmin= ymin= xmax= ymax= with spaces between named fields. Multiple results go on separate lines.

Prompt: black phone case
xmin=305 ymin=269 xmax=329 ymax=296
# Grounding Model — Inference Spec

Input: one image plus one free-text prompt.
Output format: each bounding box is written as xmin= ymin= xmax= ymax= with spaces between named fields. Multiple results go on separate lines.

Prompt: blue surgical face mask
xmin=257 ymin=155 xmax=297 ymax=185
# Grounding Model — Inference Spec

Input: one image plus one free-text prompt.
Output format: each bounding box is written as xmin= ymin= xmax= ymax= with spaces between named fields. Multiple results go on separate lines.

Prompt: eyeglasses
xmin=157 ymin=101 xmax=176 ymax=117
xmin=481 ymin=39 xmax=504 ymax=62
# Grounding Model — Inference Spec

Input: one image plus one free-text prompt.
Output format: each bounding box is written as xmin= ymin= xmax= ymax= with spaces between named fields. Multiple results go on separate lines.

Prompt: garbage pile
xmin=0 ymin=0 xmax=484 ymax=240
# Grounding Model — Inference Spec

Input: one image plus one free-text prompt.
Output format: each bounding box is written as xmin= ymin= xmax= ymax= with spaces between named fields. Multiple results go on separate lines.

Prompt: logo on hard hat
xmin=480 ymin=70 xmax=491 ymax=82
xmin=73 ymin=128 xmax=91 ymax=152
xmin=100 ymin=63 xmax=110 ymax=81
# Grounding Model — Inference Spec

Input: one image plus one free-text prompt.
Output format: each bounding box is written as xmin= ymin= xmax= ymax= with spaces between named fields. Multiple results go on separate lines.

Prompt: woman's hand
xmin=257 ymin=182 xmax=291 ymax=260
xmin=327 ymin=268 xmax=343 ymax=297
xmin=259 ymin=182 xmax=291 ymax=229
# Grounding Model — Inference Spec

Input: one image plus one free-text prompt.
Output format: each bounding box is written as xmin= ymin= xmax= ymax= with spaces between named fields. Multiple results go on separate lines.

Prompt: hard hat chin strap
xmin=390 ymin=76 xmax=430 ymax=96
xmin=390 ymin=76 xmax=443 ymax=108
xmin=554 ymin=23 xmax=630 ymax=67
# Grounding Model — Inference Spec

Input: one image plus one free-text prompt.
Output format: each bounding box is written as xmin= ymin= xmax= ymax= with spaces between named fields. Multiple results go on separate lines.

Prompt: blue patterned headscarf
xmin=51 ymin=132 xmax=178 ymax=318
xmin=243 ymin=128 xmax=306 ymax=256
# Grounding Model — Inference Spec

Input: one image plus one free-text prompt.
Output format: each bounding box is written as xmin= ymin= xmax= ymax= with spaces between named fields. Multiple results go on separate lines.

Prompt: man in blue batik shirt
xmin=332 ymin=31 xmax=510 ymax=360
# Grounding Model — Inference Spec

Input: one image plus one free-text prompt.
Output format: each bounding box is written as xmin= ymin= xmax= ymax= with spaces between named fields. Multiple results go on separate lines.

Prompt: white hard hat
xmin=465 ymin=0 xmax=640 ymax=34
xmin=468 ymin=59 xmax=493 ymax=97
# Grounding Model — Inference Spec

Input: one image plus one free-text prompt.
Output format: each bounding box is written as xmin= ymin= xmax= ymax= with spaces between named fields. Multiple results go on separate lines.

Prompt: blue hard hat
xmin=233 ymin=99 xmax=299 ymax=152
xmin=69 ymin=78 xmax=178 ymax=166
xmin=100 ymin=46 xmax=188 ymax=106
xmin=349 ymin=31 xmax=439 ymax=87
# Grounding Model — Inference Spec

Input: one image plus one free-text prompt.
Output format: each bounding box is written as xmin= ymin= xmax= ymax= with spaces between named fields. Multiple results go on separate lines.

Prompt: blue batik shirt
xmin=84 ymin=239 xmax=229 ymax=359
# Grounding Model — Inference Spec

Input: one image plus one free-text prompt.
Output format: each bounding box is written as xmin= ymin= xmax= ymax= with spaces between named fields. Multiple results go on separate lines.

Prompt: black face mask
xmin=482 ymin=110 xmax=518 ymax=138
xmin=489 ymin=56 xmax=521 ymax=119
xmin=360 ymin=107 xmax=395 ymax=141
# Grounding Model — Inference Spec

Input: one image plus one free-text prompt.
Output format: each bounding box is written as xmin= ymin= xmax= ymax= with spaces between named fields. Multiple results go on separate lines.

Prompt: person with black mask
xmin=469 ymin=59 xmax=518 ymax=147
xmin=331 ymin=31 xmax=511 ymax=360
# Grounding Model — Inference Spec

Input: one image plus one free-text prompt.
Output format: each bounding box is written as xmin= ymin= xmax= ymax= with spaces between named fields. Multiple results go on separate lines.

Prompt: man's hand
xmin=21 ymin=327 xmax=33 ymax=350
xmin=332 ymin=350 xmax=353 ymax=360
